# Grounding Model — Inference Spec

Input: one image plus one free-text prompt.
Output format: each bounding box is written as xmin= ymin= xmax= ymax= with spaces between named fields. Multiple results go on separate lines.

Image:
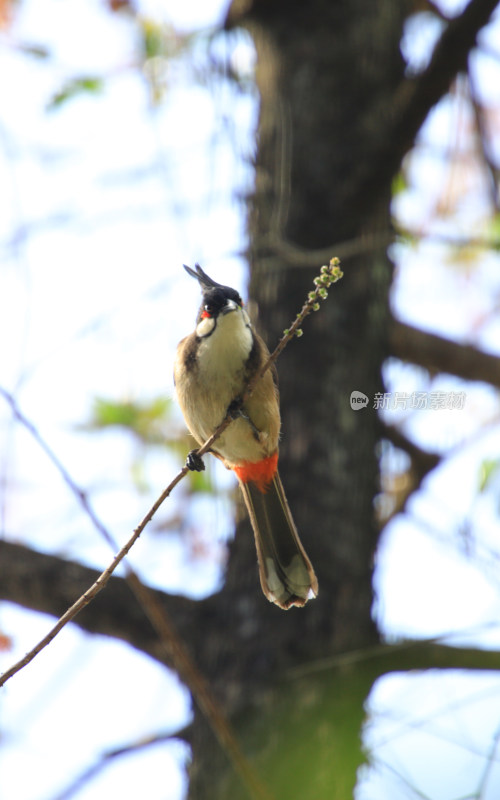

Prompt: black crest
xmin=183 ymin=263 xmax=242 ymax=307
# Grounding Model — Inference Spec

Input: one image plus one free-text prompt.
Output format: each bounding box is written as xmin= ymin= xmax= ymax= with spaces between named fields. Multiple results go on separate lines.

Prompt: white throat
xmin=197 ymin=307 xmax=253 ymax=379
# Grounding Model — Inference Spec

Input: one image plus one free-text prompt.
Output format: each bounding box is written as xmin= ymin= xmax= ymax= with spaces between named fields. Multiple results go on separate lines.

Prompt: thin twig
xmin=477 ymin=722 xmax=500 ymax=799
xmin=468 ymin=65 xmax=500 ymax=212
xmin=54 ymin=728 xmax=190 ymax=800
xmin=0 ymin=411 xmax=274 ymax=800
xmin=0 ymin=260 xmax=342 ymax=800
xmin=0 ymin=456 xmax=184 ymax=685
xmin=178 ymin=258 xmax=343 ymax=460
xmin=0 ymin=261 xmax=342 ymax=681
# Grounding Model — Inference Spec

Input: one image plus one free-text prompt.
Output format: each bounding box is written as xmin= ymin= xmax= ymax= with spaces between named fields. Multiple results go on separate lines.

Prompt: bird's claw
xmin=186 ymin=450 xmax=205 ymax=472
xmin=226 ymin=399 xmax=261 ymax=440
xmin=227 ymin=398 xmax=243 ymax=420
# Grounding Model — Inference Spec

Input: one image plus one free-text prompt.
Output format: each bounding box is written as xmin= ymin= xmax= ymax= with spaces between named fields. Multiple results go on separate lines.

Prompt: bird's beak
xmin=221 ymin=299 xmax=239 ymax=315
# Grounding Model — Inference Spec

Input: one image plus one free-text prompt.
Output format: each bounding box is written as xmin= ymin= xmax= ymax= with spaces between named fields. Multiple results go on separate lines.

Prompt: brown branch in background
xmin=380 ymin=424 xmax=442 ymax=522
xmin=0 ymin=404 xmax=271 ymax=800
xmin=385 ymin=318 xmax=500 ymax=520
xmin=0 ymin=540 xmax=195 ymax=652
xmin=54 ymin=726 xmax=191 ymax=800
xmin=467 ymin=65 xmax=500 ymax=212
xmin=0 ymin=259 xmax=342 ymax=800
xmin=257 ymin=227 xmax=500 ymax=273
xmin=287 ymin=627 xmax=500 ymax=680
xmin=0 ymin=446 xmax=187 ymax=681
xmin=257 ymin=230 xmax=393 ymax=269
xmin=342 ymin=0 xmax=500 ymax=223
xmin=393 ymin=0 xmax=499 ymax=142
xmin=389 ymin=318 xmax=500 ymax=389
xmin=381 ymin=425 xmax=441 ymax=482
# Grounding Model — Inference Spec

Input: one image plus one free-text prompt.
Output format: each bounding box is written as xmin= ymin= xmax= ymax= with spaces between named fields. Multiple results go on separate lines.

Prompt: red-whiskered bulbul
xmin=174 ymin=264 xmax=318 ymax=609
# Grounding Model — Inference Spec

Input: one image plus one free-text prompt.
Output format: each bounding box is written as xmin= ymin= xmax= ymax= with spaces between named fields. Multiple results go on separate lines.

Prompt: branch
xmin=395 ymin=0 xmax=499 ymax=146
xmin=381 ymin=316 xmax=500 ymax=519
xmin=0 ymin=540 xmax=197 ymax=660
xmin=0 ymin=260 xmax=342 ymax=800
xmin=346 ymin=0 xmax=500 ymax=219
xmin=389 ymin=319 xmax=500 ymax=389
xmin=468 ymin=64 xmax=500 ymax=211
xmin=382 ymin=424 xmax=441 ymax=478
xmin=287 ymin=634 xmax=500 ymax=680
xmin=255 ymin=228 xmax=500 ymax=271
xmin=53 ymin=726 xmax=191 ymax=800
xmin=0 ymin=261 xmax=342 ymax=683
xmin=380 ymin=424 xmax=442 ymax=522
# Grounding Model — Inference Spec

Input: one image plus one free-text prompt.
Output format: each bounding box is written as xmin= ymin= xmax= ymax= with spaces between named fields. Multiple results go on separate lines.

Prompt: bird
xmin=173 ymin=263 xmax=318 ymax=609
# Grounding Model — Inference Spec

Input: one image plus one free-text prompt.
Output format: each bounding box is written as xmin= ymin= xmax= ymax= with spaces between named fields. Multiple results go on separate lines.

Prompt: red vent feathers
xmin=233 ymin=452 xmax=278 ymax=492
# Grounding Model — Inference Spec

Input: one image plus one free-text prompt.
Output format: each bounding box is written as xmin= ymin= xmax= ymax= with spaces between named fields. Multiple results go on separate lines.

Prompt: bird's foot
xmin=226 ymin=397 xmax=243 ymax=419
xmin=186 ymin=450 xmax=205 ymax=472
xmin=226 ymin=399 xmax=261 ymax=440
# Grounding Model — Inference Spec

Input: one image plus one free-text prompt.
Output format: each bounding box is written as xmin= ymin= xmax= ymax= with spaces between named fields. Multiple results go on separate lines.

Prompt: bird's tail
xmin=238 ymin=471 xmax=318 ymax=609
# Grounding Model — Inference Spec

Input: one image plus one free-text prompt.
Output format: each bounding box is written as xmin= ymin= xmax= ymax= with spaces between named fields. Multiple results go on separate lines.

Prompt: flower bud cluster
xmin=283 ymin=257 xmax=342 ymax=338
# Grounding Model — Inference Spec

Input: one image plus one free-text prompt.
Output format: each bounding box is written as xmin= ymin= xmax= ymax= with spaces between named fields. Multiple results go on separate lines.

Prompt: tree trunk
xmin=186 ymin=1 xmax=408 ymax=797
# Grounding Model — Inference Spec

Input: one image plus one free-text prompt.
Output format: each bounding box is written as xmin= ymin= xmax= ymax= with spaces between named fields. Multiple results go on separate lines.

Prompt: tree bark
xmin=186 ymin=1 xmax=408 ymax=797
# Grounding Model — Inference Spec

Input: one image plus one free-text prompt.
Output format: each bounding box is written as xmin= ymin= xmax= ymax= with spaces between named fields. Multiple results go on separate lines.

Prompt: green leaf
xmin=81 ymin=395 xmax=218 ymax=494
xmin=47 ymin=76 xmax=104 ymax=111
xmin=188 ymin=467 xmax=216 ymax=494
xmin=141 ymin=18 xmax=167 ymax=60
xmin=487 ymin=212 xmax=500 ymax=250
xmin=83 ymin=396 xmax=174 ymax=445
xmin=391 ymin=171 xmax=408 ymax=197
xmin=478 ymin=458 xmax=500 ymax=492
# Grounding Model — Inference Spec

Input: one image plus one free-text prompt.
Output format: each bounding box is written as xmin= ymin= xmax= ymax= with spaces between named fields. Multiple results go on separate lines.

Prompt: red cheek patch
xmin=201 ymin=310 xmax=211 ymax=319
xmin=233 ymin=452 xmax=278 ymax=492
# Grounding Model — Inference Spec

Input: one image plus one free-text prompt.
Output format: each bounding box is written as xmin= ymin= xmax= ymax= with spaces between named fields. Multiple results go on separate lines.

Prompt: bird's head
xmin=184 ymin=263 xmax=245 ymax=338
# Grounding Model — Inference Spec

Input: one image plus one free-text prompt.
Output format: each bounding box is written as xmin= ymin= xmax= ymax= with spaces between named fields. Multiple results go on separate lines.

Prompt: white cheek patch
xmin=196 ymin=316 xmax=216 ymax=338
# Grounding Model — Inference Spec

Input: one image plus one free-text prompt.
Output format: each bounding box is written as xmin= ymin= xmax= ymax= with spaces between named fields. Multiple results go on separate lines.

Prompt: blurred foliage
xmin=391 ymin=170 xmax=408 ymax=198
xmin=87 ymin=396 xmax=173 ymax=444
xmin=479 ymin=457 xmax=500 ymax=493
xmin=141 ymin=17 xmax=170 ymax=61
xmin=488 ymin=211 xmax=500 ymax=249
xmin=82 ymin=395 xmax=215 ymax=494
xmin=139 ymin=17 xmax=186 ymax=104
xmin=47 ymin=76 xmax=104 ymax=111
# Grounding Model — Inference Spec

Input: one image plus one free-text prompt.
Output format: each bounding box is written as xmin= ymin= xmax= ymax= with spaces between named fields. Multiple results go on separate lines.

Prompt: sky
xmin=1 ymin=1 xmax=500 ymax=799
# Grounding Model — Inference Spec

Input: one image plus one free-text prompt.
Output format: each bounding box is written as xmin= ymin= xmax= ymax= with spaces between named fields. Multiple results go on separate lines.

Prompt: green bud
xmin=313 ymin=302 xmax=320 ymax=311
xmin=295 ymin=328 xmax=303 ymax=337
xmin=318 ymin=287 xmax=328 ymax=299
